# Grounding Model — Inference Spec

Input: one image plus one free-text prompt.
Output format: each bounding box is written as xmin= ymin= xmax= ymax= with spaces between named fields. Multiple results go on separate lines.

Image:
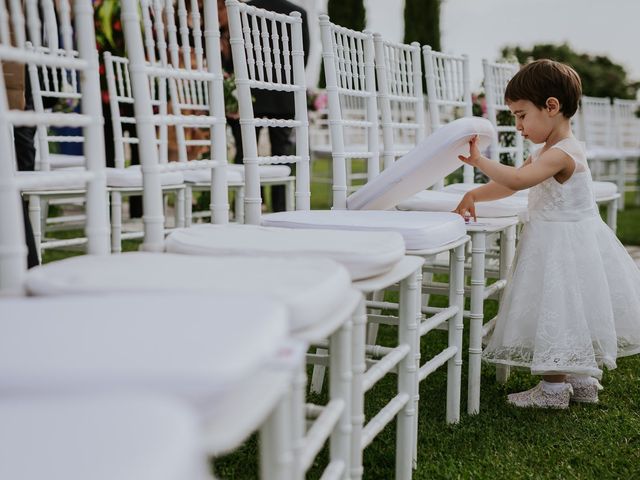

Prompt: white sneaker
xmin=507 ymin=382 xmax=573 ymax=409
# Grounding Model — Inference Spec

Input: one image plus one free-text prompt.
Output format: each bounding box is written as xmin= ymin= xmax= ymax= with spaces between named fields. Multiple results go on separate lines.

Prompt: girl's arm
xmin=453 ymin=156 xmax=531 ymax=221
xmin=459 ymin=136 xmax=572 ymax=191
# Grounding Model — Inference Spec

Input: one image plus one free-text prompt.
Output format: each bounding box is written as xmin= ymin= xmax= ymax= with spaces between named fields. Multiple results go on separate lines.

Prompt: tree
xmin=404 ymin=0 xmax=440 ymax=51
xmin=502 ymin=43 xmax=639 ymax=100
xmin=327 ymin=0 xmax=365 ymax=32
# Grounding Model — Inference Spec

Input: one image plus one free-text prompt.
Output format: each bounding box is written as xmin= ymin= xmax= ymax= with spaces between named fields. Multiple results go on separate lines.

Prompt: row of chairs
xmin=1 ymin=1 xmax=470 ymax=479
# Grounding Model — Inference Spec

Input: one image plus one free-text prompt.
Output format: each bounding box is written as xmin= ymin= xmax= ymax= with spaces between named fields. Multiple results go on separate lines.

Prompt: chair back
xmin=319 ymin=15 xmax=377 ymax=209
xmin=423 ymin=46 xmax=474 ymax=183
xmin=579 ymin=95 xmax=614 ymax=151
xmin=226 ymin=0 xmax=309 ymax=224
xmin=612 ymin=98 xmax=639 ymax=151
xmin=482 ymin=59 xmax=523 ymax=167
xmin=121 ymin=0 xmax=229 ymax=251
xmin=0 ymin=0 xmax=109 ymax=294
xmin=374 ymin=35 xmax=425 ymax=171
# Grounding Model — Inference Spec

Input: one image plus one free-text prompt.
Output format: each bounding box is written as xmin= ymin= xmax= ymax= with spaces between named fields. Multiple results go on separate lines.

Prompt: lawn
xmin=41 ymin=172 xmax=640 ymax=479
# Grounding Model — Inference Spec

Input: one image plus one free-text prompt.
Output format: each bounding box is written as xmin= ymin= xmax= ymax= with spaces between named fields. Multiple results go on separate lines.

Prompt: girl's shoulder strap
xmin=549 ymin=136 xmax=588 ymax=171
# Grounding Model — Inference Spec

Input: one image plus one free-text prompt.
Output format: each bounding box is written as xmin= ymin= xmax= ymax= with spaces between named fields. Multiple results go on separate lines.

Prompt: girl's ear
xmin=546 ymin=97 xmax=561 ymax=116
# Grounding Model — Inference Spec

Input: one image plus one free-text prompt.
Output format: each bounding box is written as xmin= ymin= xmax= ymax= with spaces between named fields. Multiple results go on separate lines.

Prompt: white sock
xmin=567 ymin=375 xmax=602 ymax=388
xmin=541 ymin=380 xmax=569 ymax=393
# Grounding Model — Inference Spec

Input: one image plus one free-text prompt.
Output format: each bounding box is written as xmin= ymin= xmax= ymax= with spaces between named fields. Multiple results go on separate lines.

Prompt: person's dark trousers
xmin=14 ymin=126 xmax=40 ymax=268
xmin=103 ymin=104 xmax=143 ymax=217
xmin=229 ymin=117 xmax=293 ymax=213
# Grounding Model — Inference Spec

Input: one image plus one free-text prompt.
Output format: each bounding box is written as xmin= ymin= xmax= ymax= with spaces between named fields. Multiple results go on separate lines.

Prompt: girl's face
xmin=508 ymin=99 xmax=554 ymax=144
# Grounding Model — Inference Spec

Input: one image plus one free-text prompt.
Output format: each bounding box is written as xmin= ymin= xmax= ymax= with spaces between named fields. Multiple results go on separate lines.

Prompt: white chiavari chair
xmin=578 ymin=95 xmax=622 ymax=219
xmin=0 ymin=395 xmax=212 ymax=480
xmin=0 ymin=0 xmax=111 ymax=269
xmin=374 ymin=41 xmax=519 ymax=416
xmin=612 ymin=97 xmax=640 ymax=205
xmin=242 ymin=13 xmax=468 ymax=476
xmin=0 ymin=3 xmax=311 ymax=478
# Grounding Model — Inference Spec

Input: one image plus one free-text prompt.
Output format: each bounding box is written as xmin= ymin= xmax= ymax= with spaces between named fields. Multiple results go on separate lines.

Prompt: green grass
xmin=42 ymin=162 xmax=640 ymax=479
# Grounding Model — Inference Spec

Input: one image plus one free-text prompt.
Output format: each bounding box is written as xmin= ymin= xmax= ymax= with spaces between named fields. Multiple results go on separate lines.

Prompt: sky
xmin=364 ymin=0 xmax=640 ymax=93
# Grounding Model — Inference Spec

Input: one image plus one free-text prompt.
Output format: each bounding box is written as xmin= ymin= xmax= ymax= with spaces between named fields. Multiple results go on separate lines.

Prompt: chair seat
xmin=592 ymin=180 xmax=619 ymax=199
xmin=0 ymin=395 xmax=208 ymax=480
xmin=182 ymin=167 xmax=243 ymax=184
xmin=444 ymin=180 xmax=618 ymax=201
xmin=0 ymin=293 xmax=287 ymax=402
xmin=15 ymin=170 xmax=86 ymax=191
xmin=261 ymin=210 xmax=467 ymax=251
xmin=25 ymin=253 xmax=353 ymax=333
xmin=48 ymin=153 xmax=85 ymax=169
xmin=346 ymin=117 xmax=496 ymax=210
xmin=443 ymin=182 xmax=530 ymax=198
xmin=107 ymin=165 xmax=184 ymax=188
xmin=165 ymin=224 xmax=405 ymax=281
xmin=397 ymin=190 xmax=528 ymax=218
xmin=228 ymin=163 xmax=292 ymax=179
xmin=586 ymin=146 xmax=622 ymax=160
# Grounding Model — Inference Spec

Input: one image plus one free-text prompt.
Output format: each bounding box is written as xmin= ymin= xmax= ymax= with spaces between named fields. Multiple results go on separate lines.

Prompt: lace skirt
xmin=482 ymin=215 xmax=640 ymax=379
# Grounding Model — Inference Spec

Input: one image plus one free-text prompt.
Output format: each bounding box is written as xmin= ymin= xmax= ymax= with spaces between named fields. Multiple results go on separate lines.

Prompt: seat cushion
xmin=443 ymin=182 xmax=530 ymax=199
xmin=25 ymin=253 xmax=352 ymax=333
xmin=397 ymin=190 xmax=528 ymax=218
xmin=15 ymin=170 xmax=86 ymax=191
xmin=228 ymin=164 xmax=292 ymax=179
xmin=262 ymin=210 xmax=466 ymax=251
xmin=165 ymin=224 xmax=405 ymax=281
xmin=107 ymin=165 xmax=183 ymax=188
xmin=48 ymin=153 xmax=85 ymax=169
xmin=182 ymin=167 xmax=243 ymax=185
xmin=592 ymin=180 xmax=619 ymax=199
xmin=0 ymin=395 xmax=206 ymax=480
xmin=346 ymin=117 xmax=496 ymax=210
xmin=0 ymin=293 xmax=287 ymax=399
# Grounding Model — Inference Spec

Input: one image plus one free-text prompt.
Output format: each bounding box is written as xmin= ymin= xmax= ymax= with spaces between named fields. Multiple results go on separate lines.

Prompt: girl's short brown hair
xmin=504 ymin=59 xmax=582 ymax=118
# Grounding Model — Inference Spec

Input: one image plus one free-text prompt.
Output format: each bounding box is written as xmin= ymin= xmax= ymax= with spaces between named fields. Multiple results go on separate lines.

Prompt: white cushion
xmin=0 ymin=293 xmax=287 ymax=400
xmin=346 ymin=117 xmax=496 ymax=210
xmin=443 ymin=182 xmax=530 ymax=199
xmin=585 ymin=146 xmax=622 ymax=160
xmin=262 ymin=210 xmax=466 ymax=251
xmin=0 ymin=395 xmax=207 ymax=480
xmin=107 ymin=165 xmax=183 ymax=188
xmin=165 ymin=224 xmax=405 ymax=281
xmin=182 ymin=167 xmax=243 ymax=184
xmin=25 ymin=253 xmax=352 ymax=332
xmin=592 ymin=180 xmax=619 ymax=199
xmin=15 ymin=170 xmax=86 ymax=191
xmin=48 ymin=153 xmax=85 ymax=169
xmin=397 ymin=190 xmax=528 ymax=218
xmin=444 ymin=180 xmax=618 ymax=202
xmin=228 ymin=164 xmax=292 ymax=179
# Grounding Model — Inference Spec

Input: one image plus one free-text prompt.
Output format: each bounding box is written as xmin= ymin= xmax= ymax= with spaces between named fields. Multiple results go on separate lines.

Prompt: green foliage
xmin=502 ymin=43 xmax=640 ymax=99
xmin=403 ymin=0 xmax=441 ymax=51
xmin=327 ymin=0 xmax=366 ymax=32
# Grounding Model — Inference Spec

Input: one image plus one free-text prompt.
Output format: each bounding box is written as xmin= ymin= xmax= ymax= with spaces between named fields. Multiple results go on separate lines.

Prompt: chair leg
xmin=396 ymin=268 xmax=419 ymax=480
xmin=447 ymin=244 xmax=464 ymax=424
xmin=468 ymin=232 xmax=486 ymax=414
xmin=175 ymin=187 xmax=185 ymax=228
xmin=606 ymin=197 xmax=618 ymax=232
xmin=617 ymin=158 xmax=625 ymax=210
xmin=235 ymin=187 xmax=245 ymax=224
xmin=309 ymin=349 xmax=327 ymax=394
xmin=28 ymin=195 xmax=42 ymax=263
xmin=350 ymin=299 xmax=367 ymax=480
xmin=365 ymin=290 xmax=384 ymax=346
xmin=329 ymin=316 xmax=353 ymax=480
xmin=285 ymin=178 xmax=295 ymax=211
xmin=110 ymin=191 xmax=122 ymax=253
xmin=260 ymin=384 xmax=296 ymax=480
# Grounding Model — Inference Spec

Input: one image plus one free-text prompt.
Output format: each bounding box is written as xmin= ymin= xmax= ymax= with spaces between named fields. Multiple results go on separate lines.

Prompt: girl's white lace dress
xmin=482 ymin=136 xmax=640 ymax=378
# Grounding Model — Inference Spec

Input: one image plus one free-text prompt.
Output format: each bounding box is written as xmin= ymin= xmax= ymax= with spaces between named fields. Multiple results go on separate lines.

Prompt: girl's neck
xmin=543 ymin=121 xmax=573 ymax=149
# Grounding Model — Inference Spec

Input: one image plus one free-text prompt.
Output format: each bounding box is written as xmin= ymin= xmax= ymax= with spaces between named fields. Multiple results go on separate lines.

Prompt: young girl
xmin=455 ymin=59 xmax=640 ymax=409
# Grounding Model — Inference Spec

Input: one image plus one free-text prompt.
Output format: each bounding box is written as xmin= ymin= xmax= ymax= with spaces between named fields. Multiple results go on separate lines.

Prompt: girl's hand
xmin=458 ymin=135 xmax=482 ymax=167
xmin=453 ymin=192 xmax=477 ymax=222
